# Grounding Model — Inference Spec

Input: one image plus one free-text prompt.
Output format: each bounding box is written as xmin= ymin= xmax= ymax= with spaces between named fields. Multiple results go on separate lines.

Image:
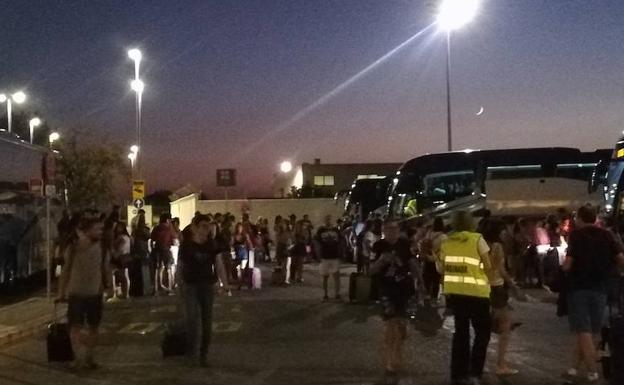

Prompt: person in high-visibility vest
xmin=440 ymin=211 xmax=492 ymax=385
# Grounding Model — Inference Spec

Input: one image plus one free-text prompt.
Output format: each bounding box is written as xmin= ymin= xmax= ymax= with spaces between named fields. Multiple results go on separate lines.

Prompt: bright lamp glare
xmin=49 ymin=132 xmax=60 ymax=143
xmin=128 ymin=152 xmax=136 ymax=161
xmin=130 ymin=145 xmax=139 ymax=153
xmin=128 ymin=48 xmax=142 ymax=62
xmin=0 ymin=94 xmax=6 ymax=103
xmin=437 ymin=0 xmax=480 ymax=31
xmin=280 ymin=161 xmax=293 ymax=173
xmin=130 ymin=79 xmax=145 ymax=93
xmin=30 ymin=117 xmax=41 ymax=127
xmin=12 ymin=91 xmax=26 ymax=104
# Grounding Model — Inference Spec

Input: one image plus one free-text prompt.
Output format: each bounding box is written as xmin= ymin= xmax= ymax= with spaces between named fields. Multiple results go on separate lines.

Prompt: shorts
xmin=380 ymin=296 xmax=408 ymax=320
xmin=567 ymin=290 xmax=607 ymax=334
xmin=154 ymin=247 xmax=173 ymax=267
xmin=68 ymin=295 xmax=103 ymax=328
xmin=319 ymin=259 xmax=340 ymax=276
xmin=490 ymin=285 xmax=510 ymax=309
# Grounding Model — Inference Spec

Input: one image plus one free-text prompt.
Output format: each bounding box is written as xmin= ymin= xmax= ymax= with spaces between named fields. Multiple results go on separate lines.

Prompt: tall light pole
xmin=0 ymin=91 xmax=26 ymax=133
xmin=128 ymin=48 xmax=144 ymax=178
xmin=29 ymin=117 xmax=41 ymax=144
xmin=437 ymin=0 xmax=480 ymax=152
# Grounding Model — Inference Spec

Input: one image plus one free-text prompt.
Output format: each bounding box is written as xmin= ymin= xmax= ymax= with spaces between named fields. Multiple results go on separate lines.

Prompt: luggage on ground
xmin=47 ymin=302 xmax=74 ymax=362
xmin=252 ymin=267 xmax=262 ymax=289
xmin=272 ymin=267 xmax=285 ymax=286
xmin=349 ymin=272 xmax=372 ymax=303
xmin=161 ymin=321 xmax=186 ymax=357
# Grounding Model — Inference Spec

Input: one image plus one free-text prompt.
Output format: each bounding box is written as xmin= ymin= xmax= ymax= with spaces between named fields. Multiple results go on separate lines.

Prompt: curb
xmin=0 ymin=321 xmax=47 ymax=348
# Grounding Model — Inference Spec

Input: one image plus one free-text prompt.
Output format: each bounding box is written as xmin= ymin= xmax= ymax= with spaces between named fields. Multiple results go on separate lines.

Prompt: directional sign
xmin=132 ymin=180 xmax=145 ymax=200
xmin=216 ymin=169 xmax=236 ymax=187
xmin=133 ymin=198 xmax=145 ymax=209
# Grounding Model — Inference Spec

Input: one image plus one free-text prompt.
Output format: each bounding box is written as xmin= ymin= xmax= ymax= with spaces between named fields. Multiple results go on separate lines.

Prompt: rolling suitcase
xmin=47 ymin=301 xmax=74 ymax=363
xmin=252 ymin=267 xmax=262 ymax=289
xmin=349 ymin=272 xmax=372 ymax=303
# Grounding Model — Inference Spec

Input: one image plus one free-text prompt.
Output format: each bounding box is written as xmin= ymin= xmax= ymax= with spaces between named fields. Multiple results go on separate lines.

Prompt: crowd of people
xmin=52 ymin=204 xmax=624 ymax=385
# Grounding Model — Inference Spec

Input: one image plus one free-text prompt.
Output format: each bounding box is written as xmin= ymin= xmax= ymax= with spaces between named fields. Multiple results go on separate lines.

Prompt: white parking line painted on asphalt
xmin=212 ymin=321 xmax=242 ymax=333
xmin=118 ymin=322 xmax=162 ymax=335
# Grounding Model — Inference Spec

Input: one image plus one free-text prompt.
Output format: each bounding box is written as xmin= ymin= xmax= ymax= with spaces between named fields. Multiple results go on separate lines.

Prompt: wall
xmin=170 ymin=193 xmax=198 ymax=229
xmin=172 ymin=195 xmax=344 ymax=234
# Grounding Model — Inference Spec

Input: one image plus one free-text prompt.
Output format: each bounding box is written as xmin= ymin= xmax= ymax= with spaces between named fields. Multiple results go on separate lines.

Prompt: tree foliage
xmin=56 ymin=134 xmax=129 ymax=210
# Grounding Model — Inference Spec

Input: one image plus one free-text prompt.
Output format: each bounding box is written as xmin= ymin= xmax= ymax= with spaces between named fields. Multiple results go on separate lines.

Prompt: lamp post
xmin=128 ymin=49 xmax=144 ymax=178
xmin=0 ymin=91 xmax=26 ymax=133
xmin=49 ymin=132 xmax=60 ymax=145
xmin=29 ymin=117 xmax=41 ymax=144
xmin=280 ymin=161 xmax=293 ymax=173
xmin=129 ymin=145 xmax=138 ymax=178
xmin=436 ymin=0 xmax=479 ymax=152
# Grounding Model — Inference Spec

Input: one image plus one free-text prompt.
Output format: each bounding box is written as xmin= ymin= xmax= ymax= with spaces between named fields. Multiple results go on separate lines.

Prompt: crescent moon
xmin=476 ymin=106 xmax=484 ymax=116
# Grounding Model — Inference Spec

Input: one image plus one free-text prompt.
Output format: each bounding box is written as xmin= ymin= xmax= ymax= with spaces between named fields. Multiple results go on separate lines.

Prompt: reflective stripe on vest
xmin=441 ymin=231 xmax=490 ymax=299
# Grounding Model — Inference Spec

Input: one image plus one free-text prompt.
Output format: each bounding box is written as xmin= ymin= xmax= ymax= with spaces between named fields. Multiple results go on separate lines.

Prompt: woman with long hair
xmin=110 ymin=221 xmax=131 ymax=300
xmin=482 ymin=218 xmax=519 ymax=376
xmin=232 ymin=222 xmax=252 ymax=289
xmin=132 ymin=213 xmax=151 ymax=296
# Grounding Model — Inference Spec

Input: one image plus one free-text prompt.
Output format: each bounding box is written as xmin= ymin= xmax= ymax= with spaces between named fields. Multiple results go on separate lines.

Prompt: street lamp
xmin=49 ymin=132 xmax=60 ymax=145
xmin=128 ymin=152 xmax=136 ymax=168
xmin=29 ymin=117 xmax=41 ymax=144
xmin=437 ymin=0 xmax=480 ymax=151
xmin=128 ymin=48 xmax=144 ymax=179
xmin=280 ymin=161 xmax=293 ymax=173
xmin=0 ymin=91 xmax=27 ymax=133
xmin=130 ymin=144 xmax=139 ymax=154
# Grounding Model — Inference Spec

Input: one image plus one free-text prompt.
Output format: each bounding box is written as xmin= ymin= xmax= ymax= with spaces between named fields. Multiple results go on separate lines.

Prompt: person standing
xmin=109 ymin=221 xmax=131 ymax=300
xmin=316 ymin=215 xmax=342 ymax=301
xmin=421 ymin=217 xmax=447 ymax=302
xmin=482 ymin=219 xmax=519 ymax=376
xmin=131 ymin=212 xmax=151 ymax=296
xmin=58 ymin=210 xmax=112 ymax=370
xmin=370 ymin=218 xmax=421 ymax=385
xmin=151 ymin=213 xmax=175 ymax=294
xmin=441 ymin=211 xmax=492 ymax=385
xmin=562 ymin=205 xmax=624 ymax=383
xmin=178 ymin=214 xmax=232 ymax=367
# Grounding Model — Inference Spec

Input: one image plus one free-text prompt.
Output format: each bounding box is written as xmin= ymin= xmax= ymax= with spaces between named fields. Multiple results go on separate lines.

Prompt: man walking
xmin=58 ymin=210 xmax=112 ymax=369
xmin=370 ymin=218 xmax=421 ymax=385
xmin=563 ymin=205 xmax=624 ymax=383
xmin=441 ymin=211 xmax=492 ymax=385
xmin=316 ymin=215 xmax=342 ymax=301
xmin=178 ymin=214 xmax=232 ymax=367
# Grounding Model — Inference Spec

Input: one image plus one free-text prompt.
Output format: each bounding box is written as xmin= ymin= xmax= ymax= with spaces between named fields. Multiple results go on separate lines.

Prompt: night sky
xmin=2 ymin=0 xmax=624 ymax=197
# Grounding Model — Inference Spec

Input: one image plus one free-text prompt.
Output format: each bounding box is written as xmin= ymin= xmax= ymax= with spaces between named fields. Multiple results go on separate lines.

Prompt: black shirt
xmin=567 ymin=226 xmax=619 ymax=291
xmin=179 ymin=239 xmax=221 ymax=285
xmin=373 ymin=238 xmax=416 ymax=302
xmin=316 ymin=226 xmax=341 ymax=260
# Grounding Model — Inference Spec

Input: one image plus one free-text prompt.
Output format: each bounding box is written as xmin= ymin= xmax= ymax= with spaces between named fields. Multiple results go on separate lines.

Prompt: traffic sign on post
xmin=216 ymin=169 xmax=236 ymax=187
xmin=132 ymin=180 xmax=145 ymax=200
xmin=133 ymin=198 xmax=145 ymax=209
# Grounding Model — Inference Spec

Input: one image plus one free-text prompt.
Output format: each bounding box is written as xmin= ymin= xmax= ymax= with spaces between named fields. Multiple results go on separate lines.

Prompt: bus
xmin=594 ymin=134 xmax=624 ymax=232
xmin=388 ymin=147 xmax=610 ymax=222
xmin=343 ymin=176 xmax=393 ymax=220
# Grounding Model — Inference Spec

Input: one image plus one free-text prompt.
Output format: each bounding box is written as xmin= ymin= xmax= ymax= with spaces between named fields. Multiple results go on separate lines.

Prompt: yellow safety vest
xmin=441 ymin=231 xmax=490 ymax=298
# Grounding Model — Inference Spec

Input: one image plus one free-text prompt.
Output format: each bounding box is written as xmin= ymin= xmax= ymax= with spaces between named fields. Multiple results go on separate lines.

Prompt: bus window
xmin=422 ymin=170 xmax=476 ymax=200
xmin=555 ymin=163 xmax=597 ymax=181
xmin=486 ymin=165 xmax=542 ymax=179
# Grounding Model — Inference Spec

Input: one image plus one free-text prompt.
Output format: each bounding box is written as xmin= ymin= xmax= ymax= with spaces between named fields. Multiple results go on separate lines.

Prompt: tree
xmin=56 ymin=133 xmax=130 ymax=210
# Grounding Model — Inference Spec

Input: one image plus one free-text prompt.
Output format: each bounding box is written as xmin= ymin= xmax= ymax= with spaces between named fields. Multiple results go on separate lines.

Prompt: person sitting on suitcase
xmin=58 ymin=209 xmax=113 ymax=370
xmin=178 ymin=214 xmax=233 ymax=367
xmin=316 ymin=215 xmax=342 ymax=302
xmin=370 ymin=218 xmax=422 ymax=385
xmin=562 ymin=205 xmax=624 ymax=383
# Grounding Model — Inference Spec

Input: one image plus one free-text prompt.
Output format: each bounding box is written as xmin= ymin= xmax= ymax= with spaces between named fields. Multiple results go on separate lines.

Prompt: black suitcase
xmin=47 ymin=302 xmax=74 ymax=362
xmin=349 ymin=272 xmax=372 ymax=303
xmin=161 ymin=322 xmax=187 ymax=358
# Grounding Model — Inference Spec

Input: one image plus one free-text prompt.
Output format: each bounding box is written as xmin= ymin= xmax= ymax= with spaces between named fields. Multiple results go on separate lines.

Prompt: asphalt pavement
xmin=0 ymin=264 xmax=576 ymax=385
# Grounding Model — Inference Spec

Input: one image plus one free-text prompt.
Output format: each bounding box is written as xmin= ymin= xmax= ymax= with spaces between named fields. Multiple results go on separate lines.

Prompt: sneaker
xmin=586 ymin=372 xmax=599 ymax=382
xmin=495 ymin=367 xmax=519 ymax=376
xmin=562 ymin=368 xmax=579 ymax=380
